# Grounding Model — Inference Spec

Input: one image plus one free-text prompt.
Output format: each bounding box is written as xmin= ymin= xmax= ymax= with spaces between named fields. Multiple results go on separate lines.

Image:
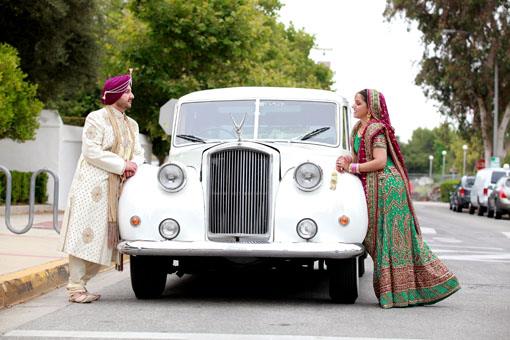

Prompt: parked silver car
xmin=487 ymin=176 xmax=510 ymax=219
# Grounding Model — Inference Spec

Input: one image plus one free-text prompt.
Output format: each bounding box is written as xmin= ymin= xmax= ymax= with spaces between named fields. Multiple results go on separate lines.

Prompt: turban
xmin=101 ymin=74 xmax=132 ymax=105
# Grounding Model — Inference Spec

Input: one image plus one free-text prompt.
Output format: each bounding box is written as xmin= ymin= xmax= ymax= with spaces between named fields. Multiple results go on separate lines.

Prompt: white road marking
xmin=433 ymin=237 xmax=462 ymax=243
xmin=502 ymin=232 xmax=510 ymax=239
xmin=438 ymin=253 xmax=510 ymax=263
xmin=1 ymin=330 xmax=422 ymax=340
xmin=420 ymin=227 xmax=436 ymax=234
xmin=430 ymin=245 xmax=503 ymax=251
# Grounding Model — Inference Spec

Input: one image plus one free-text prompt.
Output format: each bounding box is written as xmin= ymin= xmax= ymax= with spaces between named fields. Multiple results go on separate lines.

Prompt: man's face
xmin=115 ymin=86 xmax=134 ymax=111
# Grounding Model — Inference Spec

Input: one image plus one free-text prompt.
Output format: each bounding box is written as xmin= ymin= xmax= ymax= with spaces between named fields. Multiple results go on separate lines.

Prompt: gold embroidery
xmin=91 ymin=186 xmax=102 ymax=202
xmin=85 ymin=126 xmax=97 ymax=140
xmin=82 ymin=227 xmax=94 ymax=244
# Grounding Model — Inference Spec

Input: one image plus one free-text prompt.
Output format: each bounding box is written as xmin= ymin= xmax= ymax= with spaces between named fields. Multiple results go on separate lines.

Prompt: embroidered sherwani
xmin=59 ymin=106 xmax=144 ymax=266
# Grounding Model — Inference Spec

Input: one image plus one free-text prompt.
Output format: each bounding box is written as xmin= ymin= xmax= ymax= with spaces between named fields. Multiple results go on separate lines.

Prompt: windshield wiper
xmin=298 ymin=127 xmax=330 ymax=141
xmin=176 ymin=134 xmax=206 ymax=143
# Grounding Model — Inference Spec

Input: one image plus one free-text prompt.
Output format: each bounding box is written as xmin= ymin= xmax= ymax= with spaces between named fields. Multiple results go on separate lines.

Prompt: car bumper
xmin=118 ymin=240 xmax=365 ymax=259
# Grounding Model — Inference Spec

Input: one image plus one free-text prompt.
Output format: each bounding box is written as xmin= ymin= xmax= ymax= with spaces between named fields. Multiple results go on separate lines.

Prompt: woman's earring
xmin=367 ymin=112 xmax=372 ymax=120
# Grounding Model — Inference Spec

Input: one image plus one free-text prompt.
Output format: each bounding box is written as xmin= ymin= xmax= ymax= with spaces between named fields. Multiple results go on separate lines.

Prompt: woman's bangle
xmin=350 ymin=163 xmax=360 ymax=174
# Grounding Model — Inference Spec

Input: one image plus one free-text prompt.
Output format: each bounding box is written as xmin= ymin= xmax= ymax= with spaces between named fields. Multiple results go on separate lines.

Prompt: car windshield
xmin=175 ymin=100 xmax=255 ymax=145
xmin=491 ymin=171 xmax=508 ymax=184
xmin=175 ymin=100 xmax=338 ymax=145
xmin=258 ymin=100 xmax=337 ymax=144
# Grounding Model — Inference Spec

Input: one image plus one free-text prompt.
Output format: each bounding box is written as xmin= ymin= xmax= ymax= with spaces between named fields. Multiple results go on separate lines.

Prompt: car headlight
xmin=159 ymin=218 xmax=180 ymax=240
xmin=294 ymin=162 xmax=323 ymax=191
xmin=296 ymin=218 xmax=318 ymax=240
xmin=158 ymin=163 xmax=186 ymax=192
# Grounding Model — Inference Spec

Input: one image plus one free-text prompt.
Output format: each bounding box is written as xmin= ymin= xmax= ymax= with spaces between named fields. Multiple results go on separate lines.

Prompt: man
xmin=59 ymin=72 xmax=144 ymax=303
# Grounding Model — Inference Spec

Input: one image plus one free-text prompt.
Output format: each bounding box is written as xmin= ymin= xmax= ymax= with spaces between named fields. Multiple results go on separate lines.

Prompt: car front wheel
xmin=327 ymin=258 xmax=358 ymax=304
xmin=130 ymin=255 xmax=168 ymax=299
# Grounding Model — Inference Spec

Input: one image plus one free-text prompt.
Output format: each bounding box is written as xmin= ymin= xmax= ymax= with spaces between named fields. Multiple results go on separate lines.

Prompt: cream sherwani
xmin=59 ymin=106 xmax=144 ymax=266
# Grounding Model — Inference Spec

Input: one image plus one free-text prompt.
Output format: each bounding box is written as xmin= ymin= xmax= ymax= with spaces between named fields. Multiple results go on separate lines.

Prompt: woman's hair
xmin=357 ymin=89 xmax=368 ymax=103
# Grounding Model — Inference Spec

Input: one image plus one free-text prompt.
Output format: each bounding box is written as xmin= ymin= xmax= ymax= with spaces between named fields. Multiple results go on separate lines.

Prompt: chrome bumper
xmin=118 ymin=240 xmax=364 ymax=259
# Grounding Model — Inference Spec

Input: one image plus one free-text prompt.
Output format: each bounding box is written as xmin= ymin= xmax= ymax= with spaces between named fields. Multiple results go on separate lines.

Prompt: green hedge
xmin=0 ymin=171 xmax=48 ymax=204
xmin=439 ymin=179 xmax=460 ymax=203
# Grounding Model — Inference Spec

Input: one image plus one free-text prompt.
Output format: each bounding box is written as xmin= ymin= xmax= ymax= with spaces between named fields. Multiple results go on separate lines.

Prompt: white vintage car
xmin=118 ymin=87 xmax=368 ymax=303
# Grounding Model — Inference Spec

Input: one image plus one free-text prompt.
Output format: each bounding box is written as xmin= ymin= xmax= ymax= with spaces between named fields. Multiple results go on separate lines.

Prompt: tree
xmin=0 ymin=44 xmax=43 ymax=141
xmin=0 ymin=0 xmax=100 ymax=104
xmin=402 ymin=124 xmax=481 ymax=177
xmin=384 ymin=0 xmax=510 ymax=162
xmin=102 ymin=0 xmax=333 ymax=162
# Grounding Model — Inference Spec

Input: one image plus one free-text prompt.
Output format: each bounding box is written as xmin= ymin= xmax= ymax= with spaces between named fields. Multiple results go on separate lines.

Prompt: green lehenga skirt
xmin=365 ymin=166 xmax=460 ymax=308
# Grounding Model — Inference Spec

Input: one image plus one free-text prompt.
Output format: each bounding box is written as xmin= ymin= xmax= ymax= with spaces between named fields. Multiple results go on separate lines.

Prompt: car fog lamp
xmin=158 ymin=163 xmax=186 ymax=192
xmin=294 ymin=162 xmax=323 ymax=191
xmin=130 ymin=215 xmax=141 ymax=227
xmin=159 ymin=218 xmax=180 ymax=240
xmin=338 ymin=215 xmax=350 ymax=226
xmin=296 ymin=218 xmax=318 ymax=240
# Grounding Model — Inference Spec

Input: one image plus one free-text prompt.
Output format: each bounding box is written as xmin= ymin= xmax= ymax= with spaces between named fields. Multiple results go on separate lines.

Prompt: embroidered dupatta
xmin=350 ymin=90 xmax=421 ymax=258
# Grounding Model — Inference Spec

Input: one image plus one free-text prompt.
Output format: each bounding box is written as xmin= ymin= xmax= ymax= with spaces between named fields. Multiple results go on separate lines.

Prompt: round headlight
xmin=294 ymin=162 xmax=323 ymax=191
xmin=159 ymin=218 xmax=180 ymax=240
xmin=158 ymin=163 xmax=186 ymax=192
xmin=296 ymin=218 xmax=318 ymax=240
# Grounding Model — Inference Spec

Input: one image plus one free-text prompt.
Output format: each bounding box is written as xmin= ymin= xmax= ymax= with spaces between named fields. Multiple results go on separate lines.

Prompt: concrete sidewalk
xmin=0 ymin=206 xmax=67 ymax=309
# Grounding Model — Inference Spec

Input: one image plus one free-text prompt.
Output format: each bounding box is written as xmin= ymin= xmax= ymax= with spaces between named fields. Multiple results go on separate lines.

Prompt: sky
xmin=278 ymin=0 xmax=445 ymax=142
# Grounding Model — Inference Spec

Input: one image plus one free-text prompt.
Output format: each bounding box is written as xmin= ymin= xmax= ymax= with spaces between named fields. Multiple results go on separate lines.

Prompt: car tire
xmin=130 ymin=255 xmax=168 ymax=299
xmin=358 ymin=252 xmax=367 ymax=277
xmin=477 ymin=206 xmax=485 ymax=216
xmin=469 ymin=204 xmax=475 ymax=215
xmin=494 ymin=202 xmax=503 ymax=219
xmin=327 ymin=258 xmax=358 ymax=304
xmin=456 ymin=205 xmax=463 ymax=213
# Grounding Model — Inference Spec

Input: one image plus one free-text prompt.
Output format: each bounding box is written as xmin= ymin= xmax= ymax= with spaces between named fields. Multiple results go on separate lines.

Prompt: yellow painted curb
xmin=0 ymin=256 xmax=130 ymax=309
xmin=0 ymin=259 xmax=69 ymax=309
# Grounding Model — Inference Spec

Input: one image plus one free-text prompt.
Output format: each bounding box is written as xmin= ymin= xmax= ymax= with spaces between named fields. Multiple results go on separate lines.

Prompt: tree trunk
xmin=496 ymin=100 xmax=510 ymax=159
xmin=477 ymin=97 xmax=492 ymax=163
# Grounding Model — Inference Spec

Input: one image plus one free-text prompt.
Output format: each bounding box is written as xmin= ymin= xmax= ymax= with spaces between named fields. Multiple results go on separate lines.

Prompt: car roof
xmin=179 ymin=87 xmax=347 ymax=103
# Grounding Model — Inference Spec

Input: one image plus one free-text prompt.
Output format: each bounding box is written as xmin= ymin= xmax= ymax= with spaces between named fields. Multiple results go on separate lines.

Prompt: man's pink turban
xmin=101 ymin=74 xmax=132 ymax=105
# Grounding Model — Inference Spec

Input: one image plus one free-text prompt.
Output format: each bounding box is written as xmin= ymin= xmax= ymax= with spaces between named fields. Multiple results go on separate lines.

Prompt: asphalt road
xmin=1 ymin=202 xmax=509 ymax=340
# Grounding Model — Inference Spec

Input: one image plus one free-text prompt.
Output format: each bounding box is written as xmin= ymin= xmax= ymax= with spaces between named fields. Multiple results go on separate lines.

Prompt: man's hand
xmin=124 ymin=160 xmax=138 ymax=178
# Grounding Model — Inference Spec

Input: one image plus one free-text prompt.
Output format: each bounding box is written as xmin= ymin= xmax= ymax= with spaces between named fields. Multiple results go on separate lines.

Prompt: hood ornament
xmin=230 ymin=113 xmax=247 ymax=142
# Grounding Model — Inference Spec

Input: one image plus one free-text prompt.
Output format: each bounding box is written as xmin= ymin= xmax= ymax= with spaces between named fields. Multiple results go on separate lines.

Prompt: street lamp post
xmin=462 ymin=144 xmax=468 ymax=176
xmin=442 ymin=150 xmax=447 ymax=179
xmin=429 ymin=155 xmax=434 ymax=179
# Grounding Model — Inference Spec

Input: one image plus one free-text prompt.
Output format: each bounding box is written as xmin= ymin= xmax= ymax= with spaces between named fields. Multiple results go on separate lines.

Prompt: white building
xmin=0 ymin=110 xmax=152 ymax=210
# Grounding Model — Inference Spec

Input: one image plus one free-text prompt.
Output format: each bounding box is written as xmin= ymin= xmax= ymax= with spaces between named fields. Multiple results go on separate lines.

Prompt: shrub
xmin=439 ymin=179 xmax=460 ymax=203
xmin=0 ymin=170 xmax=48 ymax=204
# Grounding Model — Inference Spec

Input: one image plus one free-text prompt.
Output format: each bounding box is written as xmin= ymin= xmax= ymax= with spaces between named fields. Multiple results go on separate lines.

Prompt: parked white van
xmin=469 ymin=167 xmax=510 ymax=215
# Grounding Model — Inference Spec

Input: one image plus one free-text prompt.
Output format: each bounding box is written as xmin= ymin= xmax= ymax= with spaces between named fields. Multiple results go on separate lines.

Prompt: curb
xmin=0 ymin=257 xmax=130 ymax=309
xmin=0 ymin=204 xmax=63 ymax=216
xmin=0 ymin=259 xmax=69 ymax=309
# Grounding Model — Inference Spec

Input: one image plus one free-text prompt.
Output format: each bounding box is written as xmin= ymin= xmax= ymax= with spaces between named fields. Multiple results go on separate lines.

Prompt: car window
xmin=491 ymin=171 xmax=507 ymax=184
xmin=465 ymin=177 xmax=475 ymax=187
xmin=176 ymin=100 xmax=255 ymax=144
xmin=258 ymin=100 xmax=338 ymax=145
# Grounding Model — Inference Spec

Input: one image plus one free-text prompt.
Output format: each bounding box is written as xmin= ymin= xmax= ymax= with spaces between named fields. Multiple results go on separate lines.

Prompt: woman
xmin=336 ymin=89 xmax=460 ymax=308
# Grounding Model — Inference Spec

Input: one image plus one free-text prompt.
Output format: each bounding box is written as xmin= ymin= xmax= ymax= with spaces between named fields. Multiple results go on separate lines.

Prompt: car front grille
xmin=208 ymin=148 xmax=271 ymax=238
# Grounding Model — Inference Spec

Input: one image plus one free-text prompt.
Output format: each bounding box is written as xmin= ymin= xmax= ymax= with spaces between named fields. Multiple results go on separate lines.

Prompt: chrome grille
xmin=208 ymin=148 xmax=270 ymax=237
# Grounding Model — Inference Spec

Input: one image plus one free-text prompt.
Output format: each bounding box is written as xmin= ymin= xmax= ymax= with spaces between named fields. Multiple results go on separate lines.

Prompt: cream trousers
xmin=67 ymin=255 xmax=104 ymax=292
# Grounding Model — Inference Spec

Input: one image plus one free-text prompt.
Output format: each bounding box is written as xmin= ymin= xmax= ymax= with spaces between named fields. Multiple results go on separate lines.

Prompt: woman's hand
xmin=124 ymin=160 xmax=138 ymax=178
xmin=336 ymin=155 xmax=351 ymax=173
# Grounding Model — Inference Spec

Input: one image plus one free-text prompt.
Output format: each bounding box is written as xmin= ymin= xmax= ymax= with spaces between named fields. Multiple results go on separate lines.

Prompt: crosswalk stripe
xmin=1 ymin=330 xmax=422 ymax=340
xmin=502 ymin=232 xmax=510 ymax=239
xmin=420 ymin=227 xmax=436 ymax=234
